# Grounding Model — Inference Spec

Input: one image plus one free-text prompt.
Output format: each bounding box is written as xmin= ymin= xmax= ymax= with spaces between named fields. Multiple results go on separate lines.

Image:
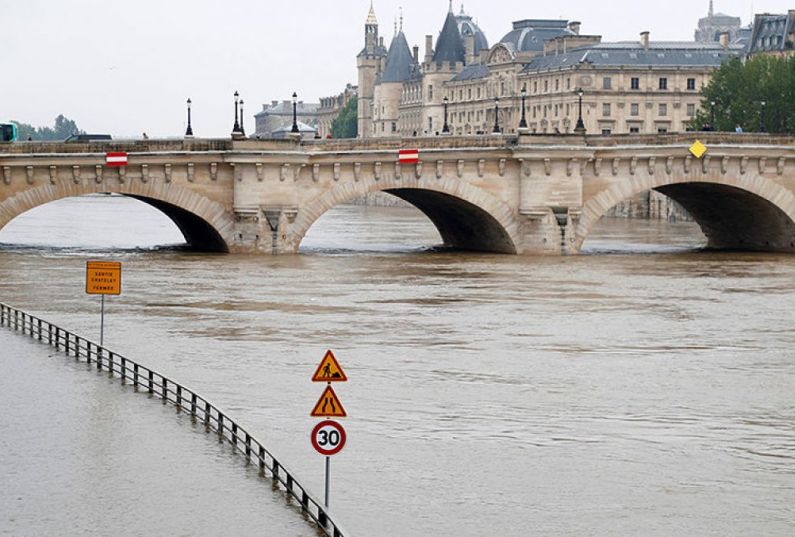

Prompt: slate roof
xmin=749 ymin=13 xmax=795 ymax=54
xmin=456 ymin=10 xmax=489 ymax=52
xmin=450 ymin=63 xmax=490 ymax=82
xmin=522 ymin=42 xmax=743 ymax=73
xmin=500 ymin=20 xmax=574 ymax=53
xmin=379 ymin=31 xmax=419 ymax=84
xmin=433 ymin=11 xmax=466 ymax=63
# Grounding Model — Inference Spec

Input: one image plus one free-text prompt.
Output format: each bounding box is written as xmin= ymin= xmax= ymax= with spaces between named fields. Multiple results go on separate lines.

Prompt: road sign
xmin=689 ymin=140 xmax=707 ymax=159
xmin=312 ymin=350 xmax=348 ymax=382
xmin=311 ymin=420 xmax=347 ymax=456
xmin=399 ymin=149 xmax=419 ymax=164
xmin=105 ymin=152 xmax=129 ymax=167
xmin=86 ymin=261 xmax=122 ymax=295
xmin=311 ymin=385 xmax=347 ymax=418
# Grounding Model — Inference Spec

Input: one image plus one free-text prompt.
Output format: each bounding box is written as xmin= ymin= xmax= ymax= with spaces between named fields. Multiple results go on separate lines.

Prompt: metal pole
xmin=100 ymin=294 xmax=105 ymax=347
xmin=325 ymin=456 xmax=330 ymax=508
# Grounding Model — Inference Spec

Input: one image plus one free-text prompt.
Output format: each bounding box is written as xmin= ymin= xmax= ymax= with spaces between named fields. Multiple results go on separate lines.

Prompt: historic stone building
xmin=358 ymin=2 xmax=745 ymax=140
xmin=316 ymin=84 xmax=357 ymax=138
xmin=254 ymin=100 xmax=319 ymax=138
xmin=748 ymin=11 xmax=795 ymax=57
xmin=695 ymin=1 xmax=743 ymax=43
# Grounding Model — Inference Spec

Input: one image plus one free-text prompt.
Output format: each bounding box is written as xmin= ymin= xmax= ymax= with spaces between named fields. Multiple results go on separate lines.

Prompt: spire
xmin=433 ymin=9 xmax=466 ymax=63
xmin=460 ymin=2 xmax=465 ymax=15
xmin=709 ymin=0 xmax=714 ymax=17
xmin=366 ymin=1 xmax=378 ymax=25
xmin=448 ymin=0 xmax=453 ymax=13
xmin=399 ymin=6 xmax=403 ymax=31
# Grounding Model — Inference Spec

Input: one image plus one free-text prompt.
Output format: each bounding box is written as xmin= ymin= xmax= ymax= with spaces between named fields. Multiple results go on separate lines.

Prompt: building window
xmin=659 ymin=103 xmax=668 ymax=116
xmin=657 ymin=127 xmax=668 ymax=133
xmin=544 ymin=80 xmax=548 ymax=92
xmin=501 ymin=82 xmax=505 ymax=96
xmin=629 ymin=126 xmax=640 ymax=134
xmin=554 ymin=104 xmax=559 ymax=117
xmin=566 ymin=104 xmax=570 ymax=116
xmin=601 ymin=128 xmax=612 ymax=135
xmin=468 ymin=88 xmax=472 ymax=99
xmin=391 ymin=122 xmax=396 ymax=133
xmin=428 ymin=117 xmax=433 ymax=132
xmin=428 ymin=85 xmax=433 ymax=101
xmin=533 ymin=81 xmax=538 ymax=93
xmin=603 ymin=103 xmax=611 ymax=117
xmin=659 ymin=77 xmax=668 ymax=90
xmin=566 ymin=78 xmax=571 ymax=90
xmin=687 ymin=103 xmax=696 ymax=117
xmin=687 ymin=78 xmax=696 ymax=90
xmin=630 ymin=103 xmax=639 ymax=116
xmin=555 ymin=79 xmax=560 ymax=91
xmin=631 ymin=77 xmax=640 ymax=90
xmin=603 ymin=77 xmax=612 ymax=90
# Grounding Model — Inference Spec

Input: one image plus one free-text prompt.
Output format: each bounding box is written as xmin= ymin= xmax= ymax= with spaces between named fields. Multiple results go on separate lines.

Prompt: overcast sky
xmin=1 ymin=0 xmax=790 ymax=138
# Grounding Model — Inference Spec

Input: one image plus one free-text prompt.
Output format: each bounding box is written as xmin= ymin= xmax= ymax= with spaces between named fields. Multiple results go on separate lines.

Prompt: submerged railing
xmin=0 ymin=302 xmax=347 ymax=537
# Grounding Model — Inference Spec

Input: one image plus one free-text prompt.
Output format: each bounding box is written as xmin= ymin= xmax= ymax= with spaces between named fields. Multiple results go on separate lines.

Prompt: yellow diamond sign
xmin=689 ymin=140 xmax=708 ymax=159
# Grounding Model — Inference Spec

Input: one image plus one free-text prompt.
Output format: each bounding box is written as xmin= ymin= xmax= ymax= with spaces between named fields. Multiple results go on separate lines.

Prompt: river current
xmin=0 ymin=195 xmax=793 ymax=536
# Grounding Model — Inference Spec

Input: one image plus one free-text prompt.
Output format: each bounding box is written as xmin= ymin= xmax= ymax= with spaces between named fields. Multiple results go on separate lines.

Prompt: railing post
xmin=176 ymin=385 xmax=182 ymax=411
xmin=245 ymin=433 xmax=251 ymax=458
xmin=301 ymin=490 xmax=309 ymax=511
xmin=96 ymin=346 xmax=102 ymax=371
xmin=259 ymin=446 xmax=266 ymax=475
xmin=217 ymin=413 xmax=224 ymax=440
xmin=120 ymin=357 xmax=127 ymax=383
xmin=190 ymin=393 xmax=197 ymax=418
xmin=108 ymin=352 xmax=114 ymax=375
xmin=318 ymin=508 xmax=328 ymax=528
xmin=286 ymin=474 xmax=293 ymax=492
xmin=85 ymin=340 xmax=91 ymax=364
xmin=15 ymin=309 xmax=19 ymax=330
xmin=148 ymin=371 xmax=154 ymax=394
xmin=204 ymin=402 xmax=211 ymax=429
xmin=231 ymin=423 xmax=238 ymax=446
xmin=273 ymin=460 xmax=280 ymax=481
xmin=37 ymin=319 xmax=42 ymax=341
xmin=133 ymin=363 xmax=139 ymax=388
xmin=64 ymin=332 xmax=70 ymax=356
xmin=162 ymin=378 xmax=168 ymax=403
xmin=48 ymin=323 xmax=53 ymax=346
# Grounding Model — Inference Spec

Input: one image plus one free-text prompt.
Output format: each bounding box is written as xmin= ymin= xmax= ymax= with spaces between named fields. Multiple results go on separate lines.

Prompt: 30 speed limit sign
xmin=311 ymin=420 xmax=347 ymax=456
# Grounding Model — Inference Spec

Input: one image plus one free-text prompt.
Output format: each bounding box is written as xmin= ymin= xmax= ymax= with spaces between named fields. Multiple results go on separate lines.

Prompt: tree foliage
xmin=690 ymin=55 xmax=795 ymax=133
xmin=330 ymin=96 xmax=358 ymax=139
xmin=8 ymin=114 xmax=84 ymax=141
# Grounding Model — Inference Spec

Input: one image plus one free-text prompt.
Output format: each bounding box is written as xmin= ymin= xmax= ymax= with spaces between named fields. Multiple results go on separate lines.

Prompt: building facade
xmin=316 ymin=84 xmax=357 ymax=138
xmin=254 ymin=100 xmax=320 ymax=139
xmin=358 ymin=2 xmax=745 ymax=139
xmin=748 ymin=11 xmax=795 ymax=57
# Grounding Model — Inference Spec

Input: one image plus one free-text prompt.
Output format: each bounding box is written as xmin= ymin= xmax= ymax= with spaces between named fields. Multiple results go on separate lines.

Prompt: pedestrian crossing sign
xmin=311 ymin=385 xmax=347 ymax=418
xmin=312 ymin=350 xmax=348 ymax=382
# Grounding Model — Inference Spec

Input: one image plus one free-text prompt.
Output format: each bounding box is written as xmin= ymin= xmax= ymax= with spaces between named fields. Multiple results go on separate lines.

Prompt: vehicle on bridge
xmin=64 ymin=133 xmax=112 ymax=142
xmin=1 ymin=123 xmax=17 ymax=142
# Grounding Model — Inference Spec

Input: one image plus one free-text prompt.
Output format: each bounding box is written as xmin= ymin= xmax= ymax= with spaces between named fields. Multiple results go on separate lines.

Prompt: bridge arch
xmin=0 ymin=181 xmax=233 ymax=252
xmin=576 ymin=173 xmax=795 ymax=252
xmin=290 ymin=176 xmax=520 ymax=254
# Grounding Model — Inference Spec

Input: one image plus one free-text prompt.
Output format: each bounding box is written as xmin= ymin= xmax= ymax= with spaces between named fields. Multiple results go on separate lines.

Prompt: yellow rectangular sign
xmin=86 ymin=261 xmax=122 ymax=295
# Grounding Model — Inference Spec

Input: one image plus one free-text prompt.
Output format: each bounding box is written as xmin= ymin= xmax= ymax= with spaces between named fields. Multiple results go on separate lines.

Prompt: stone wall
xmin=606 ymin=190 xmax=693 ymax=221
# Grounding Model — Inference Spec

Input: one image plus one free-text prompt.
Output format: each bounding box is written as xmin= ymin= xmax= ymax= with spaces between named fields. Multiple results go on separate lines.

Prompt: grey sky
xmin=1 ymin=0 xmax=789 ymax=138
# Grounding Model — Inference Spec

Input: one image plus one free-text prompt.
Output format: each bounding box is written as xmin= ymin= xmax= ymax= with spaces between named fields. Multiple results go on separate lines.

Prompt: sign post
xmin=311 ymin=350 xmax=348 ymax=508
xmin=85 ymin=261 xmax=122 ymax=346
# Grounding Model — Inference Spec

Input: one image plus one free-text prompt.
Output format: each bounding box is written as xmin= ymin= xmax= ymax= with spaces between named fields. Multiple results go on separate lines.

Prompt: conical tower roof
xmin=433 ymin=10 xmax=466 ymax=63
xmin=366 ymin=1 xmax=378 ymax=25
xmin=380 ymin=31 xmax=417 ymax=83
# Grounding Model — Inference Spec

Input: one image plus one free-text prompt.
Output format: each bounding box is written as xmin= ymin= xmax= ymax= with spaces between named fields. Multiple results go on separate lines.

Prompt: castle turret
xmin=357 ymin=2 xmax=386 ymax=138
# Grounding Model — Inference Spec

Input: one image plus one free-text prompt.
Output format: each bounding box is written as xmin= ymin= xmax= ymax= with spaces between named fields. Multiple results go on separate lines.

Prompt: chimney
xmin=379 ymin=36 xmax=384 ymax=48
xmin=640 ymin=31 xmax=650 ymax=50
xmin=413 ymin=45 xmax=419 ymax=63
xmin=465 ymin=33 xmax=475 ymax=64
xmin=568 ymin=21 xmax=581 ymax=35
xmin=719 ymin=31 xmax=730 ymax=49
xmin=425 ymin=35 xmax=434 ymax=63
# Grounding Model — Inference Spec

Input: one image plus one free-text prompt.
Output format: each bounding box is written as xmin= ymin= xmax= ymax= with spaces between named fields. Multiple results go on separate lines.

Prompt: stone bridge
xmin=1 ymin=133 xmax=795 ymax=255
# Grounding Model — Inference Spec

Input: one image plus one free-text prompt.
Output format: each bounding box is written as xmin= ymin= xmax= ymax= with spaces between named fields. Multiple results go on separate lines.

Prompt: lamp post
xmin=232 ymin=91 xmax=240 ymax=134
xmin=239 ymin=99 xmax=245 ymax=137
xmin=291 ymin=92 xmax=300 ymax=134
xmin=185 ymin=98 xmax=193 ymax=138
xmin=759 ymin=100 xmax=766 ymax=133
xmin=442 ymin=96 xmax=450 ymax=134
xmin=574 ymin=88 xmax=585 ymax=134
xmin=709 ymin=100 xmax=716 ymax=131
xmin=519 ymin=86 xmax=528 ymax=129
xmin=492 ymin=97 xmax=501 ymax=134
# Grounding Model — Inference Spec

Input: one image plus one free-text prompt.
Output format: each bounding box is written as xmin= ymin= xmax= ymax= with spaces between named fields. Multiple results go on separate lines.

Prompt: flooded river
xmin=0 ymin=195 xmax=793 ymax=536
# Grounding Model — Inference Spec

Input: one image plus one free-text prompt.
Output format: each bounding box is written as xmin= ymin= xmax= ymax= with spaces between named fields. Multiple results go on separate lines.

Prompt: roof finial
xmin=461 ymin=2 xmax=465 ymax=15
xmin=709 ymin=0 xmax=714 ymax=17
xmin=394 ymin=16 xmax=397 ymax=36
xmin=448 ymin=0 xmax=453 ymax=13
xmin=399 ymin=6 xmax=403 ymax=31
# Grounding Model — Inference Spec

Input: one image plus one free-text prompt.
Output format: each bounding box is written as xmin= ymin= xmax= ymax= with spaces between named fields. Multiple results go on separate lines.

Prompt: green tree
xmin=8 ymin=115 xmax=84 ymax=140
xmin=330 ymin=96 xmax=358 ymax=139
xmin=691 ymin=55 xmax=795 ymax=134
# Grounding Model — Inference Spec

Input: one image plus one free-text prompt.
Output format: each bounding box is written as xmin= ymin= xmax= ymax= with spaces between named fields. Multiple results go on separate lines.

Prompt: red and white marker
xmin=398 ymin=148 xmax=419 ymax=164
xmin=311 ymin=420 xmax=347 ymax=457
xmin=105 ymin=152 xmax=129 ymax=167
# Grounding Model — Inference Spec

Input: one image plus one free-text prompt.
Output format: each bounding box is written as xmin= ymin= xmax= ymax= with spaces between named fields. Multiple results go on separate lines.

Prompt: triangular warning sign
xmin=312 ymin=350 xmax=348 ymax=382
xmin=311 ymin=385 xmax=347 ymax=418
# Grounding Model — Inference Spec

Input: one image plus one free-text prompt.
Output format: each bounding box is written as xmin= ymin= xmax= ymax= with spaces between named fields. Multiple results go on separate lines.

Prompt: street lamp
xmin=709 ymin=100 xmax=716 ymax=131
xmin=759 ymin=100 xmax=767 ymax=133
xmin=519 ymin=86 xmax=528 ymax=129
xmin=239 ymin=99 xmax=245 ymax=137
xmin=185 ymin=98 xmax=193 ymax=138
xmin=291 ymin=92 xmax=300 ymax=134
xmin=442 ymin=96 xmax=450 ymax=134
xmin=492 ymin=97 xmax=501 ymax=134
xmin=574 ymin=88 xmax=585 ymax=134
xmin=232 ymin=91 xmax=241 ymax=134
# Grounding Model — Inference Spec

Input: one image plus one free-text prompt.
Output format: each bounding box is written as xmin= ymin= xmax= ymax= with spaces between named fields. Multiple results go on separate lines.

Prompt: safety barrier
xmin=0 ymin=302 xmax=347 ymax=537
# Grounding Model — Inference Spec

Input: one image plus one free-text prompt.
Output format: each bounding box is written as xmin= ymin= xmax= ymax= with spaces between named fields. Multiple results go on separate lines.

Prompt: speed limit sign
xmin=311 ymin=420 xmax=347 ymax=456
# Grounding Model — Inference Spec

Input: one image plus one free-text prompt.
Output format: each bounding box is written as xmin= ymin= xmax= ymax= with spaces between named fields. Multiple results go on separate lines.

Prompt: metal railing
xmin=0 ymin=302 xmax=347 ymax=537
